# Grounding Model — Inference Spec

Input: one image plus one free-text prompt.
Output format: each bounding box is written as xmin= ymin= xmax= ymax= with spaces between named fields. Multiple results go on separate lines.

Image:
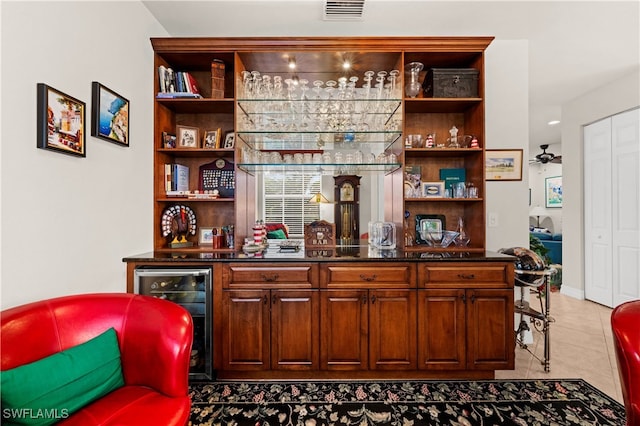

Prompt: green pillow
xmin=267 ymin=229 xmax=287 ymax=239
xmin=1 ymin=327 xmax=125 ymax=425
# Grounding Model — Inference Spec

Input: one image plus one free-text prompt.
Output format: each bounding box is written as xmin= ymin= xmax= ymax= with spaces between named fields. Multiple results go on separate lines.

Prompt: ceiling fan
xmin=531 ymin=144 xmax=562 ymax=164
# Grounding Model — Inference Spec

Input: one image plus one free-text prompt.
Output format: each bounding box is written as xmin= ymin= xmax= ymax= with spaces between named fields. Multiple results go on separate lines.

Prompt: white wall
xmin=561 ymin=68 xmax=640 ymax=299
xmin=484 ymin=40 xmax=530 ymax=252
xmin=0 ymin=1 xmax=168 ymax=309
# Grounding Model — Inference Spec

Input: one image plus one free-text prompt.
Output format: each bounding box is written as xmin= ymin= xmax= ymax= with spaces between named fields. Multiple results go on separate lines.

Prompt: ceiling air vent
xmin=324 ymin=0 xmax=365 ymax=21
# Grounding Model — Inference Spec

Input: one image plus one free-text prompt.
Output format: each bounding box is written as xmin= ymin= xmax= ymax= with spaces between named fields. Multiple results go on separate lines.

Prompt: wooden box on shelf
xmin=211 ymin=60 xmax=225 ymax=99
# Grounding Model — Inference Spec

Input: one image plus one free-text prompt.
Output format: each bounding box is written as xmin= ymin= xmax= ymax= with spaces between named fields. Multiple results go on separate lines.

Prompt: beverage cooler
xmin=134 ymin=267 xmax=213 ymax=381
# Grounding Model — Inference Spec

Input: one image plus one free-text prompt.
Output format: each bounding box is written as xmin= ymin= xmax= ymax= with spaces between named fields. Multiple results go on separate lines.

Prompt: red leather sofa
xmin=1 ymin=293 xmax=193 ymax=425
xmin=611 ymin=299 xmax=640 ymax=425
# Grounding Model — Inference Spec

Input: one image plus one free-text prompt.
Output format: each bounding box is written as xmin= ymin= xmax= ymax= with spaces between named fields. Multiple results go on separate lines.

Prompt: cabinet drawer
xmin=224 ymin=263 xmax=318 ymax=288
xmin=321 ymin=263 xmax=415 ymax=288
xmin=419 ymin=262 xmax=513 ymax=288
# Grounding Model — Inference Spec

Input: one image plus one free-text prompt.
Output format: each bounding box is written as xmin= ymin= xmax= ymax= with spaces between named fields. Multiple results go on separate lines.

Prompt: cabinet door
xmin=271 ymin=290 xmax=319 ymax=371
xmin=417 ymin=289 xmax=466 ymax=370
xmin=466 ymin=289 xmax=514 ymax=370
xmin=320 ymin=290 xmax=368 ymax=370
xmin=369 ymin=289 xmax=417 ymax=370
xmin=221 ymin=290 xmax=270 ymax=371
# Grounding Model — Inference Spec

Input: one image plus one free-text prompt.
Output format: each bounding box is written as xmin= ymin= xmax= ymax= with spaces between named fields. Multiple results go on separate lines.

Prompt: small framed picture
xmin=422 ymin=181 xmax=445 ymax=198
xmin=91 ymin=82 xmax=129 ymax=147
xmin=37 ymin=83 xmax=86 ymax=157
xmin=485 ymin=149 xmax=524 ymax=181
xmin=162 ymin=131 xmax=176 ymax=149
xmin=223 ymin=132 xmax=235 ymax=149
xmin=199 ymin=227 xmax=214 ymax=245
xmin=176 ymin=125 xmax=200 ymax=149
xmin=203 ymin=129 xmax=220 ymax=149
xmin=545 ymin=175 xmax=563 ymax=208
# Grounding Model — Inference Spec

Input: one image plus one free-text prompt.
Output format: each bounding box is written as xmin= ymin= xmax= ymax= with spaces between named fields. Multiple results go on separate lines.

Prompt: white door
xmin=611 ymin=108 xmax=640 ymax=306
xmin=584 ymin=117 xmax=613 ymax=307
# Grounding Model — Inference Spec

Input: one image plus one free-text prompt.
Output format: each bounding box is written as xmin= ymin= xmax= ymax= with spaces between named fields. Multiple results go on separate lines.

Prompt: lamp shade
xmin=309 ymin=192 xmax=331 ymax=204
xmin=530 ymin=206 xmax=546 ymax=217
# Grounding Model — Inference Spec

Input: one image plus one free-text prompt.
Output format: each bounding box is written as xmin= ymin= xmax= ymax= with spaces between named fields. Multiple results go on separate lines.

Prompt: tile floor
xmin=496 ymin=290 xmax=623 ymax=403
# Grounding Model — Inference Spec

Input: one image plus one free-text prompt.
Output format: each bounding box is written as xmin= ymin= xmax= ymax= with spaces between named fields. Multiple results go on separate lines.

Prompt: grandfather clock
xmin=334 ymin=175 xmax=361 ymax=244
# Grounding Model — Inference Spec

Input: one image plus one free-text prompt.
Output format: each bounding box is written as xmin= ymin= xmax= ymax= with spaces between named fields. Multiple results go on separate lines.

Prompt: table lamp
xmin=530 ymin=206 xmax=546 ymax=228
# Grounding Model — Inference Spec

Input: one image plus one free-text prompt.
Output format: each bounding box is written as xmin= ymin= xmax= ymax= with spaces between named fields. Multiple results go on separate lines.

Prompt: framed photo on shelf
xmin=415 ymin=214 xmax=446 ymax=245
xmin=37 ymin=83 xmax=86 ymax=157
xmin=203 ymin=129 xmax=220 ymax=149
xmin=91 ymin=82 xmax=129 ymax=147
xmin=199 ymin=227 xmax=214 ymax=245
xmin=422 ymin=181 xmax=445 ymax=198
xmin=176 ymin=125 xmax=200 ymax=149
xmin=223 ymin=132 xmax=235 ymax=149
xmin=545 ymin=175 xmax=563 ymax=208
xmin=162 ymin=131 xmax=176 ymax=148
xmin=485 ymin=149 xmax=523 ymax=181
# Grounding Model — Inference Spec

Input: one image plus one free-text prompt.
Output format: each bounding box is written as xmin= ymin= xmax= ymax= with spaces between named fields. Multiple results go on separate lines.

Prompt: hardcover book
xmin=439 ymin=168 xmax=466 ymax=190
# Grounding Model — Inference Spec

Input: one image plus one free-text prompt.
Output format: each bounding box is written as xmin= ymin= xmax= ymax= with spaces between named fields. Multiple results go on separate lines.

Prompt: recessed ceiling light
xmin=548 ymin=120 xmax=560 ymax=126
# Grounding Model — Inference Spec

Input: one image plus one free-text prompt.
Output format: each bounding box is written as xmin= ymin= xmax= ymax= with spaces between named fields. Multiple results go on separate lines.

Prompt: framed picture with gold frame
xmin=485 ymin=149 xmax=523 ymax=181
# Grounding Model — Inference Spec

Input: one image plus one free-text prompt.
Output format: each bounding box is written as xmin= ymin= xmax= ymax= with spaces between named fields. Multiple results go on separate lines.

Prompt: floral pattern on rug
xmin=188 ymin=379 xmax=624 ymax=425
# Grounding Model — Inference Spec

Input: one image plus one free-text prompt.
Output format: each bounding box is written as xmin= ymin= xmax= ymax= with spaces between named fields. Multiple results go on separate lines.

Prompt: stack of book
xmin=157 ymin=66 xmax=202 ymax=98
xmin=164 ymin=163 xmax=189 ymax=193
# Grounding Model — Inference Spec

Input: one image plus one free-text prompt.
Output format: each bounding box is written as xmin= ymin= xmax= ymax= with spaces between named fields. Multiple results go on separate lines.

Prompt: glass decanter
xmin=454 ymin=216 xmax=471 ymax=247
xmin=404 ymin=62 xmax=424 ymax=98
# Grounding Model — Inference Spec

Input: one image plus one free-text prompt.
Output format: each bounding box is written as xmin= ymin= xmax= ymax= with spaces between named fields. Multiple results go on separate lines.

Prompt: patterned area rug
xmin=189 ymin=379 xmax=624 ymax=425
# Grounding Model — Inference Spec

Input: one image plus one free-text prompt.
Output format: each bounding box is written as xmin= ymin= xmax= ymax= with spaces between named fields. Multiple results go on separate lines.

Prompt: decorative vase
xmin=404 ymin=62 xmax=424 ymax=98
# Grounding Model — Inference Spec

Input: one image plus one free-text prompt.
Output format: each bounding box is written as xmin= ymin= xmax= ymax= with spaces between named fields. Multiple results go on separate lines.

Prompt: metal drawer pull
xmin=261 ymin=274 xmax=279 ymax=282
xmin=362 ymin=295 xmax=367 ymax=305
xmin=371 ymin=295 xmax=376 ymax=304
xmin=359 ymin=274 xmax=377 ymax=282
xmin=458 ymin=274 xmax=475 ymax=280
xmin=461 ymin=294 xmax=466 ymax=303
xmin=263 ymin=295 xmax=268 ymax=305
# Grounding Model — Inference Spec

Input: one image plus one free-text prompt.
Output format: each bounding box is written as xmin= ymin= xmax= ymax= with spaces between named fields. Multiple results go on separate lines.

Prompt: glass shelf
xmin=237 ymin=162 xmax=401 ymax=175
xmin=236 ymin=131 xmax=402 ymax=151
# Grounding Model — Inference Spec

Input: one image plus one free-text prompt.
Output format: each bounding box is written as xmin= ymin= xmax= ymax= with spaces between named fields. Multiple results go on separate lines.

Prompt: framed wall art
xmin=545 ymin=175 xmax=563 ymax=208
xmin=485 ymin=149 xmax=523 ymax=181
xmin=37 ymin=83 xmax=86 ymax=157
xmin=203 ymin=129 xmax=220 ymax=149
xmin=91 ymin=82 xmax=129 ymax=147
xmin=176 ymin=125 xmax=200 ymax=149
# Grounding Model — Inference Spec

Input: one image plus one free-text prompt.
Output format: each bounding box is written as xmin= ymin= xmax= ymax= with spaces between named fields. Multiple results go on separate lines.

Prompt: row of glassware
xmin=240 ymin=147 xmax=399 ymax=165
xmin=239 ymin=70 xmax=403 ymax=101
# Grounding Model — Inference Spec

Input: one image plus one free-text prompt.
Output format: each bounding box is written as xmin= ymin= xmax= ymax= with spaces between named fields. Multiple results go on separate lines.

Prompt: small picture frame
xmin=199 ymin=227 xmax=214 ymax=245
xmin=545 ymin=175 xmax=563 ymax=208
xmin=91 ymin=82 xmax=129 ymax=147
xmin=422 ymin=181 xmax=445 ymax=198
xmin=37 ymin=83 xmax=86 ymax=157
xmin=176 ymin=125 xmax=200 ymax=149
xmin=203 ymin=129 xmax=220 ymax=149
xmin=485 ymin=149 xmax=524 ymax=181
xmin=162 ymin=131 xmax=176 ymax=149
xmin=223 ymin=132 xmax=235 ymax=149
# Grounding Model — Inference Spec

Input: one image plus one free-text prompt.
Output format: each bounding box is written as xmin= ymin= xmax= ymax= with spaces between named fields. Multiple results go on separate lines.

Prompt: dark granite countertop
xmin=123 ymin=247 xmax=514 ymax=263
